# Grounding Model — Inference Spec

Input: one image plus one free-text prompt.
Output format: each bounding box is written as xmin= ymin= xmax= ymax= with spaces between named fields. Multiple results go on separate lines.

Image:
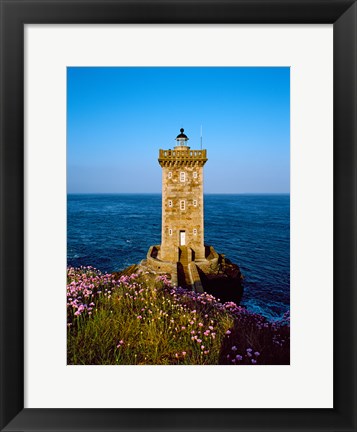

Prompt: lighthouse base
xmin=139 ymin=244 xmax=244 ymax=305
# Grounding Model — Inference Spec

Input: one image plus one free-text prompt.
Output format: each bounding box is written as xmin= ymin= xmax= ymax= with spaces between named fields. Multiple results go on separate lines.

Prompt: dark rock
xmin=196 ymin=256 xmax=244 ymax=305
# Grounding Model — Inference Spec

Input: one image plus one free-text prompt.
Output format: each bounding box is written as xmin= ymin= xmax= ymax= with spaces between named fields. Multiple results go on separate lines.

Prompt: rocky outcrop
xmin=114 ymin=248 xmax=244 ymax=307
xmin=196 ymin=255 xmax=244 ymax=305
xmin=112 ymin=264 xmax=139 ymax=278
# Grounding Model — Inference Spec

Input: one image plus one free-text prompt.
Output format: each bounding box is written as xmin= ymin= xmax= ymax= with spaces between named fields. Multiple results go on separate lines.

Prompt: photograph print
xmin=67 ymin=67 xmax=290 ymax=365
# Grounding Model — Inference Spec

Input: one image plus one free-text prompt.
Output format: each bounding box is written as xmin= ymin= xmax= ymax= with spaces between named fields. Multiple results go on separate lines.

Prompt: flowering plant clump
xmin=67 ymin=266 xmax=138 ymax=325
xmin=67 ymin=267 xmax=290 ymax=365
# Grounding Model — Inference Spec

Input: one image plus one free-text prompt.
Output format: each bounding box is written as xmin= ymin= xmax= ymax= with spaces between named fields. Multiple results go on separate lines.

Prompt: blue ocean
xmin=67 ymin=194 xmax=290 ymax=320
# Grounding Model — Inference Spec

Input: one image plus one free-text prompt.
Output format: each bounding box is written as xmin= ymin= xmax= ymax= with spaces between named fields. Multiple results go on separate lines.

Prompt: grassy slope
xmin=67 ymin=267 xmax=290 ymax=365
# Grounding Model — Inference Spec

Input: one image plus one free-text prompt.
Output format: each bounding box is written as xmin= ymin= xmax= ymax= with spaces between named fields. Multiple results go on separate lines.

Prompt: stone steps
xmin=179 ymin=246 xmax=189 ymax=266
xmin=188 ymin=262 xmax=204 ymax=293
xmin=177 ymin=247 xmax=204 ymax=293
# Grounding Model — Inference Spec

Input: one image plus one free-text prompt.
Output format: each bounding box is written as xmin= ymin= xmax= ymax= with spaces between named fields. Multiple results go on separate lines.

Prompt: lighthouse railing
xmin=159 ymin=149 xmax=207 ymax=159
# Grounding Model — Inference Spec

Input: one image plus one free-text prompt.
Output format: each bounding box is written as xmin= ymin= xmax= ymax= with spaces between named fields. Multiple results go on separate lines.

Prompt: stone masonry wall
xmin=159 ymin=148 xmax=207 ymax=262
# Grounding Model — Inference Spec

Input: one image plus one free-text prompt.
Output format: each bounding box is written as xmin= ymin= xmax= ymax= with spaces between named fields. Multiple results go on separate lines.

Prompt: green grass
xmin=67 ymin=267 xmax=290 ymax=365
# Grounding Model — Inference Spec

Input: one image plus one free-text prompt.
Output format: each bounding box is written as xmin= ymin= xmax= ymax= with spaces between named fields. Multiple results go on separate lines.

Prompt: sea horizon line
xmin=67 ymin=192 xmax=290 ymax=195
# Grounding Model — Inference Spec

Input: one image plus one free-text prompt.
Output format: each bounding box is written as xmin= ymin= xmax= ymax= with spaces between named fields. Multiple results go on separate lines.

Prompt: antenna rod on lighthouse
xmin=200 ymin=125 xmax=203 ymax=150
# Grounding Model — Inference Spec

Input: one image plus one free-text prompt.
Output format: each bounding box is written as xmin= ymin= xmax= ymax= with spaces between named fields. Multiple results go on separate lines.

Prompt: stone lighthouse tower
xmin=158 ymin=128 xmax=207 ymax=263
xmin=142 ymin=128 xmax=243 ymax=299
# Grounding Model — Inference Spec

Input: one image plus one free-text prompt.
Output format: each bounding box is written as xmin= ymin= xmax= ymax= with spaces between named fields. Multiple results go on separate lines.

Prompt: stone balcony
xmin=158 ymin=149 xmax=207 ymax=167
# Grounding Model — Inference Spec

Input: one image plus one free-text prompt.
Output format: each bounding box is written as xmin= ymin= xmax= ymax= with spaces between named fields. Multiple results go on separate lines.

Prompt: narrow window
xmin=193 ymin=171 xmax=198 ymax=179
xmin=193 ymin=229 xmax=197 ymax=235
xmin=193 ymin=199 xmax=197 ymax=207
xmin=168 ymin=200 xmax=173 ymax=207
xmin=169 ymin=229 xmax=173 ymax=236
xmin=180 ymin=172 xmax=185 ymax=182
xmin=168 ymin=172 xmax=172 ymax=179
xmin=180 ymin=200 xmax=185 ymax=211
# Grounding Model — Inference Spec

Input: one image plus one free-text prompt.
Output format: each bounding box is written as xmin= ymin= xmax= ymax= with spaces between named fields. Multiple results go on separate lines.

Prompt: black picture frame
xmin=1 ymin=0 xmax=356 ymax=431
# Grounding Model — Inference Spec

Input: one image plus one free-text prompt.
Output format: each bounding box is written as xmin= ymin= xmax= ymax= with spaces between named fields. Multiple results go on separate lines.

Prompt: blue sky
xmin=67 ymin=67 xmax=290 ymax=193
